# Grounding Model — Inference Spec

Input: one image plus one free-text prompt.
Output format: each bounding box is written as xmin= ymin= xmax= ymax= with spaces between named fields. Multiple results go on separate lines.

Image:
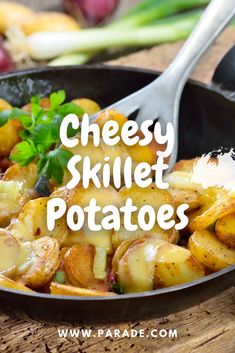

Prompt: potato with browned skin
xmin=8 ymin=197 xmax=69 ymax=245
xmin=116 ymin=237 xmax=204 ymax=293
xmin=18 ymin=237 xmax=60 ymax=289
xmin=189 ymin=196 xmax=235 ymax=232
xmin=64 ymin=244 xmax=109 ymax=291
xmin=215 ymin=213 xmax=235 ymax=248
xmin=73 ymin=98 xmax=101 ymax=116
xmin=0 ymin=163 xmax=38 ymax=227
xmin=188 ymin=230 xmax=235 ymax=271
xmin=0 ymin=274 xmax=33 ymax=293
xmin=50 ymin=282 xmax=115 ymax=297
xmin=0 ymin=229 xmax=21 ymax=278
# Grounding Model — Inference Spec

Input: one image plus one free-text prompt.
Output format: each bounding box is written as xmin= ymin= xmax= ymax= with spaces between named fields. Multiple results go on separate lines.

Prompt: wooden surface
xmin=1 ymin=1 xmax=235 ymax=353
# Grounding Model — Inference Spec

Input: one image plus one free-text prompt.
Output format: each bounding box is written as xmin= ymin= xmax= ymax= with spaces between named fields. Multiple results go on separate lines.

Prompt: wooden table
xmin=1 ymin=1 xmax=235 ymax=352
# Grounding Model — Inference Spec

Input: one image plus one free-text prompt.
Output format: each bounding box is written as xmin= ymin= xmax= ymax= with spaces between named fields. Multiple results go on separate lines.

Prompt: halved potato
xmin=50 ymin=282 xmax=115 ymax=297
xmin=66 ymin=183 xmax=123 ymax=253
xmin=96 ymin=109 xmax=128 ymax=135
xmin=125 ymin=130 xmax=163 ymax=165
xmin=173 ymin=159 xmax=196 ymax=173
xmin=168 ymin=187 xmax=202 ymax=210
xmin=215 ymin=213 xmax=235 ymax=248
xmin=0 ymin=120 xmax=22 ymax=156
xmin=112 ymin=214 xmax=178 ymax=249
xmin=3 ymin=162 xmax=37 ymax=191
xmin=0 ymin=274 xmax=33 ymax=292
xmin=117 ymin=238 xmax=165 ymax=293
xmin=0 ymin=229 xmax=21 ymax=278
xmin=64 ymin=244 xmax=108 ymax=291
xmin=112 ymin=239 xmax=135 ymax=274
xmin=72 ymin=98 xmax=101 ymax=115
xmin=153 ymin=243 xmax=204 ymax=288
xmin=9 ymin=197 xmax=68 ymax=245
xmin=188 ymin=230 xmax=235 ymax=271
xmin=120 ymin=182 xmax=174 ymax=211
xmin=117 ymin=238 xmax=204 ymax=293
xmin=0 ymin=163 xmax=38 ymax=227
xmin=19 ymin=237 xmax=59 ymax=288
xmin=189 ymin=196 xmax=235 ymax=232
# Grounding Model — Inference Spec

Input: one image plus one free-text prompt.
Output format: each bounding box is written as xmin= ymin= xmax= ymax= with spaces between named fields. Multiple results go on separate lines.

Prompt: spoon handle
xmin=162 ymin=0 xmax=235 ymax=91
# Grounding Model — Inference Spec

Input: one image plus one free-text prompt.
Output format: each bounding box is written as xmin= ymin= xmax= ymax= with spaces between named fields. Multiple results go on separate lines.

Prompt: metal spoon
xmin=92 ymin=0 xmax=235 ymax=171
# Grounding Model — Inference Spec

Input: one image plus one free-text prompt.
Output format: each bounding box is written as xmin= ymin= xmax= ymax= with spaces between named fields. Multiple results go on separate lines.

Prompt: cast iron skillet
xmin=0 ymin=62 xmax=234 ymax=323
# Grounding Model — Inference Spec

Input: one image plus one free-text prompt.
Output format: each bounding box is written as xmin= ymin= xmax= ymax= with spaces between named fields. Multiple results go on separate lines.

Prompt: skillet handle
xmin=212 ymin=45 xmax=235 ymax=91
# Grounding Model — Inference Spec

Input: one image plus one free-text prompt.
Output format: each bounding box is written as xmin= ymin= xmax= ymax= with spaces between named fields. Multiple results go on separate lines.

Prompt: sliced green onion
xmin=0 ymin=181 xmax=20 ymax=201
xmin=54 ymin=270 xmax=66 ymax=284
xmin=93 ymin=247 xmax=107 ymax=280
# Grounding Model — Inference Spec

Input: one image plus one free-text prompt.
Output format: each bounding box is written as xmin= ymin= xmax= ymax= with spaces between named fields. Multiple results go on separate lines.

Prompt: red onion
xmin=63 ymin=0 xmax=119 ymax=26
xmin=0 ymin=39 xmax=14 ymax=74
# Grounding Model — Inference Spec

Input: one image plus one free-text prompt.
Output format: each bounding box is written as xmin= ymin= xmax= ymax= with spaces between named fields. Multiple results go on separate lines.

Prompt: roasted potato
xmin=0 ymin=2 xmax=33 ymax=34
xmin=0 ymin=274 xmax=33 ymax=293
xmin=66 ymin=183 xmax=123 ymax=253
xmin=72 ymin=98 xmax=101 ymax=116
xmin=50 ymin=282 xmax=115 ymax=297
xmin=0 ymin=180 xmax=22 ymax=227
xmin=188 ymin=230 xmax=235 ymax=271
xmin=112 ymin=214 xmax=178 ymax=249
xmin=18 ymin=237 xmax=59 ymax=288
xmin=125 ymin=130 xmax=164 ymax=165
xmin=0 ymin=120 xmax=22 ymax=156
xmin=96 ymin=109 xmax=128 ymax=135
xmin=0 ymin=229 xmax=21 ymax=278
xmin=9 ymin=197 xmax=69 ymax=245
xmin=0 ymin=163 xmax=38 ymax=227
xmin=120 ymin=182 xmax=174 ymax=212
xmin=64 ymin=244 xmax=109 ymax=291
xmin=22 ymin=97 xmax=51 ymax=113
xmin=0 ymin=98 xmax=12 ymax=110
xmin=168 ymin=187 xmax=202 ymax=210
xmin=153 ymin=243 xmax=204 ymax=288
xmin=20 ymin=12 xmax=79 ymax=35
xmin=117 ymin=237 xmax=204 ymax=293
xmin=100 ymin=140 xmax=130 ymax=171
xmin=3 ymin=162 xmax=37 ymax=191
xmin=189 ymin=196 xmax=235 ymax=232
xmin=215 ymin=213 xmax=235 ymax=248
xmin=173 ymin=159 xmax=196 ymax=173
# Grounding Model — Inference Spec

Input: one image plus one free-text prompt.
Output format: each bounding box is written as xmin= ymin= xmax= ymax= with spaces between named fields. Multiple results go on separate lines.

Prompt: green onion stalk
xmin=49 ymin=0 xmax=210 ymax=66
xmin=49 ymin=9 xmax=202 ymax=66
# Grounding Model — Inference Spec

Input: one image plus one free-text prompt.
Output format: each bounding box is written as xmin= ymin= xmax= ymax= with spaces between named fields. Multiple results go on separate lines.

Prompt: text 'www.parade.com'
xmin=58 ymin=328 xmax=178 ymax=339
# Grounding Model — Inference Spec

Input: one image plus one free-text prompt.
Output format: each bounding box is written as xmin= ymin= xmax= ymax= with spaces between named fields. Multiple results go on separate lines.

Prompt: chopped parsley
xmin=0 ymin=90 xmax=84 ymax=184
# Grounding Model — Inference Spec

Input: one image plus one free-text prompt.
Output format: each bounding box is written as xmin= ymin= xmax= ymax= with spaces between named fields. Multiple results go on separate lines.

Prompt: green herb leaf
xmin=38 ymin=148 xmax=73 ymax=184
xmin=31 ymin=124 xmax=58 ymax=152
xmin=0 ymin=108 xmax=30 ymax=127
xmin=57 ymin=102 xmax=84 ymax=117
xmin=2 ymin=90 xmax=84 ymax=185
xmin=110 ymin=281 xmax=124 ymax=294
xmin=50 ymin=90 xmax=66 ymax=110
xmin=10 ymin=140 xmax=39 ymax=166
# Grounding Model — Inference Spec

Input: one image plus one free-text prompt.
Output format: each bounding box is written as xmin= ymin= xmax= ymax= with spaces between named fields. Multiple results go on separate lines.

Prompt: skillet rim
xmin=0 ymin=64 xmax=234 ymax=302
xmin=0 ymin=63 xmax=235 ymax=103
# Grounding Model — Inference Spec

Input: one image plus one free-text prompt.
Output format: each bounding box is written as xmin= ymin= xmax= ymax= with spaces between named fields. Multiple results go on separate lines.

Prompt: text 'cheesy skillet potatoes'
xmin=0 ymin=92 xmax=234 ymax=296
